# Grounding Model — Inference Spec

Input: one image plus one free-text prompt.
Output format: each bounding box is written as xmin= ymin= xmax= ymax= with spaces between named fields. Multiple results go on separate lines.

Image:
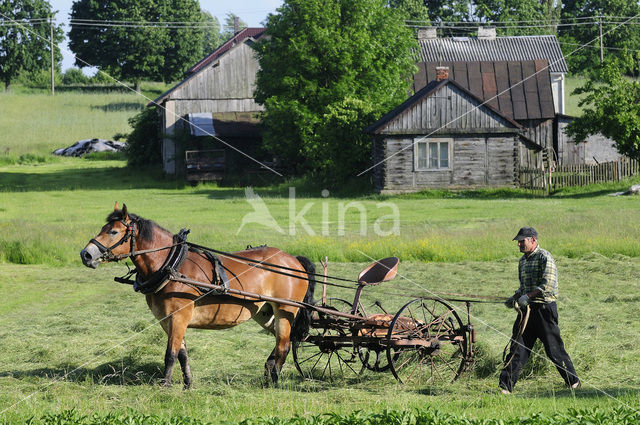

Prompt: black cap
xmin=513 ymin=227 xmax=538 ymax=241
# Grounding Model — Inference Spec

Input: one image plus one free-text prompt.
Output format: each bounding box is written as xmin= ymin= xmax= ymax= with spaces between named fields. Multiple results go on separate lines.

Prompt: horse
xmin=80 ymin=203 xmax=315 ymax=388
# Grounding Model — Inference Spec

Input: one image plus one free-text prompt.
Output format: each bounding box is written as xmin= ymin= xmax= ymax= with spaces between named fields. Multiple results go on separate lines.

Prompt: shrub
xmin=62 ymin=67 xmax=90 ymax=85
xmin=123 ymin=106 xmax=162 ymax=168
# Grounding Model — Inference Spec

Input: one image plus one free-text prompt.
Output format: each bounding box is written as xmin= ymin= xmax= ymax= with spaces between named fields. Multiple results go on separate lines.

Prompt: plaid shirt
xmin=515 ymin=246 xmax=558 ymax=303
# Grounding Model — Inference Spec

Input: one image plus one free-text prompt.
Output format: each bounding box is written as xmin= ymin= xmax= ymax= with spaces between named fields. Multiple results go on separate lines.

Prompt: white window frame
xmin=414 ymin=138 xmax=452 ymax=171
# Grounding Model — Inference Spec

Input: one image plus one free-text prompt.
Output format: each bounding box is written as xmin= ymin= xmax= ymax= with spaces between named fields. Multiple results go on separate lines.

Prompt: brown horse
xmin=80 ymin=204 xmax=315 ymax=388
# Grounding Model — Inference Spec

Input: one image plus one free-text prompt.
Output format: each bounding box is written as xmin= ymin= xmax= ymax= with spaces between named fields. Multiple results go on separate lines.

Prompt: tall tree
xmin=559 ymin=0 xmax=640 ymax=74
xmin=387 ymin=0 xmax=431 ymax=24
xmin=0 ymin=0 xmax=63 ymax=91
xmin=68 ymin=0 xmax=204 ymax=86
xmin=475 ymin=0 xmax=561 ymax=36
xmin=254 ymin=0 xmax=417 ymax=185
xmin=567 ymin=57 xmax=640 ymax=161
xmin=200 ymin=11 xmax=222 ymax=56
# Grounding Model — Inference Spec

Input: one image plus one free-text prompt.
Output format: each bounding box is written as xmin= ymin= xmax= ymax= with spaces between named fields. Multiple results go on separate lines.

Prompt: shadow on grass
xmin=0 ymin=361 xmax=162 ymax=386
xmin=0 ymin=166 xmax=186 ymax=192
xmin=90 ymin=102 xmax=144 ymax=112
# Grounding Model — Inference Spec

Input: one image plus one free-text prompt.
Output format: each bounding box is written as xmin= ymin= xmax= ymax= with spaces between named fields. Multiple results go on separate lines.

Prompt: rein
xmin=97 ymin=222 xmax=505 ymax=304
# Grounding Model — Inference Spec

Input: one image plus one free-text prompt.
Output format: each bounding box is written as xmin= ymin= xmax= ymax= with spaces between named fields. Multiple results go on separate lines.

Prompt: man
xmin=499 ymin=227 xmax=580 ymax=394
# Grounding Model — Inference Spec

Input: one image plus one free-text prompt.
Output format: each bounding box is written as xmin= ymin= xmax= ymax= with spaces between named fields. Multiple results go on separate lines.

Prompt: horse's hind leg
xmin=178 ymin=339 xmax=193 ymax=389
xmin=264 ymin=306 xmax=296 ymax=385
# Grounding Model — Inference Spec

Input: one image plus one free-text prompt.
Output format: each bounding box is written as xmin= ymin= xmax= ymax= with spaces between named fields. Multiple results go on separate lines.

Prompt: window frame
xmin=414 ymin=138 xmax=452 ymax=171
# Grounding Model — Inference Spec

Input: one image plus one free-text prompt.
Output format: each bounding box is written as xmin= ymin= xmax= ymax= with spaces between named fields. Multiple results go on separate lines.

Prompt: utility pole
xmin=50 ymin=15 xmax=55 ymax=96
xmin=599 ymin=15 xmax=604 ymax=64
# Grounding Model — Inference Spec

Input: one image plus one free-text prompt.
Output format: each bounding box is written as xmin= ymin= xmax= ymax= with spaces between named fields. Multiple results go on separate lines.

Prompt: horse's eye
xmin=108 ymin=230 xmax=118 ymax=236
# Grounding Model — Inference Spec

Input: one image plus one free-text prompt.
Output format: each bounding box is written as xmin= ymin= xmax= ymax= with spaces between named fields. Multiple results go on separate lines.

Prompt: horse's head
xmin=81 ymin=202 xmax=137 ymax=268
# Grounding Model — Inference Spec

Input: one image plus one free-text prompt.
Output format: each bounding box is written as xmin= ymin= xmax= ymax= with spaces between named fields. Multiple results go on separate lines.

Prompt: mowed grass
xmin=0 ymin=257 xmax=639 ymax=423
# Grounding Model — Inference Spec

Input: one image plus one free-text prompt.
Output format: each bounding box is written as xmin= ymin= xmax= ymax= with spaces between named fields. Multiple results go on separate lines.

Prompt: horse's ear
xmin=122 ymin=204 xmax=128 ymax=219
xmin=114 ymin=201 xmax=119 ymax=211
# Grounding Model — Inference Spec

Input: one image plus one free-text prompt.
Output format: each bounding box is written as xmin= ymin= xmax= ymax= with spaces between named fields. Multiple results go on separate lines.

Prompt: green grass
xmin=1 ymin=88 xmax=640 ymax=424
xmin=564 ymin=75 xmax=587 ymax=116
xmin=0 ymin=258 xmax=639 ymax=423
xmin=0 ymin=91 xmax=147 ymax=159
xmin=1 ymin=159 xmax=639 ymax=266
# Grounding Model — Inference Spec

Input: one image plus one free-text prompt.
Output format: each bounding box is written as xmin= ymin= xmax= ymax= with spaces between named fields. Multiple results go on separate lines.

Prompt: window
xmin=416 ymin=139 xmax=450 ymax=170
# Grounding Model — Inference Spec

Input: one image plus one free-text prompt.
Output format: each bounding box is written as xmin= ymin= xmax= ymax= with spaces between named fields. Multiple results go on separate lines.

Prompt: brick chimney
xmin=436 ymin=66 xmax=449 ymax=82
xmin=417 ymin=27 xmax=437 ymax=40
xmin=478 ymin=26 xmax=496 ymax=40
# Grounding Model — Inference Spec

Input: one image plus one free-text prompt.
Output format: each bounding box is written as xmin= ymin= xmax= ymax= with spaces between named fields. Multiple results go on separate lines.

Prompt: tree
xmin=0 ymin=0 xmax=63 ymax=91
xmin=254 ymin=0 xmax=417 ymax=185
xmin=566 ymin=57 xmax=640 ymax=161
xmin=68 ymin=0 xmax=204 ymax=87
xmin=200 ymin=11 xmax=222 ymax=56
xmin=475 ymin=0 xmax=561 ymax=36
xmin=387 ymin=0 xmax=431 ymax=24
xmin=559 ymin=0 xmax=640 ymax=74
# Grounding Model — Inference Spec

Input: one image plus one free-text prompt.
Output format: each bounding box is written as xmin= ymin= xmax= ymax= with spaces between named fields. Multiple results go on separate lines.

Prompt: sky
xmin=48 ymin=0 xmax=284 ymax=71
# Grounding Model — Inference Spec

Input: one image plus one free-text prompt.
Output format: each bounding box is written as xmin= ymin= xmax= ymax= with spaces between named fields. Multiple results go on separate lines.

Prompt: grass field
xmin=1 ymin=87 xmax=640 ymax=424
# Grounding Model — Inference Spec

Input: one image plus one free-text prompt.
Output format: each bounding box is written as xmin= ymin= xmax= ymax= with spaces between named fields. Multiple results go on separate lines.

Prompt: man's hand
xmin=517 ymin=294 xmax=530 ymax=308
xmin=504 ymin=297 xmax=515 ymax=308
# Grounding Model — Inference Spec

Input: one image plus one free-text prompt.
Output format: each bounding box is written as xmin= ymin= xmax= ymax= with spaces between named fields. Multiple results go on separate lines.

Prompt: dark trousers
xmin=499 ymin=302 xmax=579 ymax=391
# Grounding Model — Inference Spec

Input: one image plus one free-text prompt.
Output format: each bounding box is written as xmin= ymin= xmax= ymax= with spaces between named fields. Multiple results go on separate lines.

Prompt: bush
xmin=62 ymin=68 xmax=90 ymax=85
xmin=18 ymin=69 xmax=62 ymax=89
xmin=123 ymin=106 xmax=162 ymax=168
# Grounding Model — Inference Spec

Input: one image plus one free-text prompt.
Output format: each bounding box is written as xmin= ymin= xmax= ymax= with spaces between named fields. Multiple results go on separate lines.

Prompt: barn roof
xmin=414 ymin=60 xmax=555 ymax=120
xmin=364 ymin=78 xmax=523 ymax=135
xmin=148 ymin=27 xmax=266 ymax=107
xmin=419 ymin=34 xmax=568 ymax=74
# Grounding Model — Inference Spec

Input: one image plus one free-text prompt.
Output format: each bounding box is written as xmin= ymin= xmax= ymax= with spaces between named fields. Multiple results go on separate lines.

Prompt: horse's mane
xmin=106 ymin=210 xmax=172 ymax=242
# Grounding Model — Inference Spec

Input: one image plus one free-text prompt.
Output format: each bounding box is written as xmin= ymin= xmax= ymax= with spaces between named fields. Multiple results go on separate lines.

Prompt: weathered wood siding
xmin=170 ymin=42 xmax=262 ymax=107
xmin=379 ymin=85 xmax=514 ymax=134
xmin=377 ymin=135 xmax=518 ymax=192
xmin=521 ymin=118 xmax=553 ymax=149
xmin=556 ymin=116 xmax=621 ymax=165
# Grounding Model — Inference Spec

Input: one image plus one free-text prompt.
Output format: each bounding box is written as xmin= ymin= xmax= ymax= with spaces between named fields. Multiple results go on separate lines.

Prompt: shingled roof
xmin=413 ymin=60 xmax=555 ymax=120
xmin=419 ymin=35 xmax=568 ymax=74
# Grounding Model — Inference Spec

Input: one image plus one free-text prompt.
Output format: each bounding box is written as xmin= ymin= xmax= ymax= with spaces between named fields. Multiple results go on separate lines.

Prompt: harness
xmin=108 ymin=226 xmax=229 ymax=295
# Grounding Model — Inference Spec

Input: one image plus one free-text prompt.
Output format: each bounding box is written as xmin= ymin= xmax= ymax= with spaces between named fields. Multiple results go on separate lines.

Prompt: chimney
xmin=233 ymin=16 xmax=239 ymax=34
xmin=417 ymin=27 xmax=437 ymax=40
xmin=478 ymin=26 xmax=496 ymax=40
xmin=436 ymin=66 xmax=449 ymax=82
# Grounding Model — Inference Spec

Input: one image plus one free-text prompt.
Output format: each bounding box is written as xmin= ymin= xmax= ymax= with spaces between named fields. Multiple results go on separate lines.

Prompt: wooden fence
xmin=519 ymin=158 xmax=640 ymax=191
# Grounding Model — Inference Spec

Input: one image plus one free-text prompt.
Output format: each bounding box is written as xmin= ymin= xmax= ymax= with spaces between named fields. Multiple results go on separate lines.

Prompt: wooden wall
xmin=374 ymin=134 xmax=520 ymax=192
xmin=379 ymin=85 xmax=515 ymax=134
xmin=171 ymin=42 xmax=262 ymax=105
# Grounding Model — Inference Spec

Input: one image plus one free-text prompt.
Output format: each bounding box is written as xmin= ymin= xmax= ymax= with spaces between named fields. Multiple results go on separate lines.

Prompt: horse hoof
xmin=159 ymin=379 xmax=172 ymax=388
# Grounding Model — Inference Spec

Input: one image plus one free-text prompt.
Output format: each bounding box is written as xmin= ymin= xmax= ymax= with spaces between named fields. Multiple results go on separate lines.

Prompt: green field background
xmin=1 ymin=85 xmax=640 ymax=424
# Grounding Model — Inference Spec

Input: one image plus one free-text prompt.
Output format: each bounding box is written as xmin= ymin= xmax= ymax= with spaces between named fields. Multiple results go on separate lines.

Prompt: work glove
xmin=517 ymin=294 xmax=530 ymax=308
xmin=504 ymin=297 xmax=515 ymax=308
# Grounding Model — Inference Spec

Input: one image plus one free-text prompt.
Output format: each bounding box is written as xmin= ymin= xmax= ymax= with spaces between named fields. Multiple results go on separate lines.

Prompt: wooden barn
xmin=149 ymin=27 xmax=266 ymax=176
xmin=366 ymin=62 xmax=552 ymax=192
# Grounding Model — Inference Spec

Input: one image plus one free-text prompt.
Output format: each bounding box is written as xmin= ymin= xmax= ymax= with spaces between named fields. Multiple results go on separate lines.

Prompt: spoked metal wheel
xmin=292 ymin=298 xmax=363 ymax=381
xmin=386 ymin=298 xmax=468 ymax=386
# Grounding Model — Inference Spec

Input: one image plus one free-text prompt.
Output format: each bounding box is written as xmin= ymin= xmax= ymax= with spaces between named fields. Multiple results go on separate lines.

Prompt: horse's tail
xmin=290 ymin=255 xmax=316 ymax=345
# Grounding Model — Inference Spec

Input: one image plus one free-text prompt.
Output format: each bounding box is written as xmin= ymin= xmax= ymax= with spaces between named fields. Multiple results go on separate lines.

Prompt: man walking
xmin=499 ymin=227 xmax=580 ymax=394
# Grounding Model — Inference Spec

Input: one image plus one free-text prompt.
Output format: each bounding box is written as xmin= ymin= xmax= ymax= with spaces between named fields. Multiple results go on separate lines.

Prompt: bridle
xmin=90 ymin=219 xmax=137 ymax=262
